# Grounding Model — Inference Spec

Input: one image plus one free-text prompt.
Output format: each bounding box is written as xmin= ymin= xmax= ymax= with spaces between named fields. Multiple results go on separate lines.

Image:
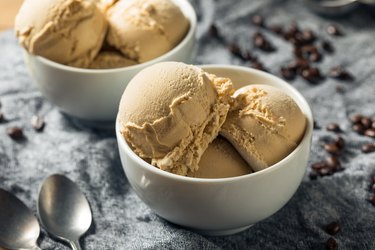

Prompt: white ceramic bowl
xmin=116 ymin=65 xmax=314 ymax=236
xmin=23 ymin=0 xmax=197 ymax=123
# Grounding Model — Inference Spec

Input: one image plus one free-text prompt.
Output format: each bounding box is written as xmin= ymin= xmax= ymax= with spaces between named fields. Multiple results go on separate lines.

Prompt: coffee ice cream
xmin=118 ymin=62 xmax=234 ymax=175
xmin=15 ymin=0 xmax=107 ymax=68
xmin=220 ymin=85 xmax=306 ymax=172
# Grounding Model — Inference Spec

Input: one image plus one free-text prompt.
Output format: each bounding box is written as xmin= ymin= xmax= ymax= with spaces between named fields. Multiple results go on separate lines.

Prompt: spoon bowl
xmin=38 ymin=174 xmax=92 ymax=250
xmin=0 ymin=188 xmax=40 ymax=250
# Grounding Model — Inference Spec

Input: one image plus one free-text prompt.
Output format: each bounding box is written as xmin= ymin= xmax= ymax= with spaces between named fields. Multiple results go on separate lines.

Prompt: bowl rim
xmin=30 ymin=0 xmax=197 ymax=74
xmin=116 ymin=64 xmax=314 ymax=183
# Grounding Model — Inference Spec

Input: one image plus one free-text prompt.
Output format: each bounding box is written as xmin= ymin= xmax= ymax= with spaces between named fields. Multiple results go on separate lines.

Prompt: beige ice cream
xmin=118 ymin=62 xmax=234 ymax=176
xmin=188 ymin=136 xmax=252 ymax=178
xmin=15 ymin=0 xmax=107 ymax=67
xmin=220 ymin=85 xmax=306 ymax=172
xmin=106 ymin=0 xmax=190 ymax=63
xmin=89 ymin=51 xmax=137 ymax=69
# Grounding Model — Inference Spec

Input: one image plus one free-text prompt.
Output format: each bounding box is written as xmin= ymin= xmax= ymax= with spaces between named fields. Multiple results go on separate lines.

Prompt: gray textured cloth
xmin=1 ymin=0 xmax=375 ymax=249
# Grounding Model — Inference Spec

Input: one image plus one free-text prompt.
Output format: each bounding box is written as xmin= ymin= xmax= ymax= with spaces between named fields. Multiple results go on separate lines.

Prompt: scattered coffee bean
xmin=309 ymin=171 xmax=318 ymax=180
xmin=326 ymin=156 xmax=341 ymax=170
xmin=372 ymin=121 xmax=375 ymax=129
xmin=321 ymin=40 xmax=334 ymax=53
xmin=314 ymin=120 xmax=321 ymax=130
xmin=364 ymin=129 xmax=375 ymax=138
xmin=324 ymin=143 xmax=341 ymax=155
xmin=31 ymin=115 xmax=45 ymax=132
xmin=361 ymin=117 xmax=372 ymax=129
xmin=326 ymin=237 xmax=338 ymax=250
xmin=0 ymin=112 xmax=3 ymax=122
xmin=243 ymin=51 xmax=257 ymax=62
xmin=209 ymin=24 xmax=220 ymax=38
xmin=329 ymin=66 xmax=353 ymax=81
xmin=367 ymin=194 xmax=375 ymax=206
xmin=335 ymin=136 xmax=345 ymax=149
xmin=311 ymin=161 xmax=327 ymax=170
xmin=251 ymin=61 xmax=268 ymax=72
xmin=252 ymin=14 xmax=264 ymax=27
xmin=283 ymin=21 xmax=299 ymax=40
xmin=350 ymin=114 xmax=363 ymax=124
xmin=325 ymin=221 xmax=341 ymax=235
xmin=7 ymin=127 xmax=24 ymax=140
xmin=352 ymin=124 xmax=365 ymax=135
xmin=301 ymin=29 xmax=316 ymax=44
xmin=362 ymin=143 xmax=375 ymax=153
xmin=280 ymin=66 xmax=296 ymax=80
xmin=327 ymin=24 xmax=343 ymax=36
xmin=253 ymin=32 xmax=275 ymax=52
xmin=326 ymin=123 xmax=341 ymax=133
xmin=228 ymin=43 xmax=242 ymax=58
xmin=301 ymin=67 xmax=322 ymax=84
xmin=270 ymin=24 xmax=283 ymax=35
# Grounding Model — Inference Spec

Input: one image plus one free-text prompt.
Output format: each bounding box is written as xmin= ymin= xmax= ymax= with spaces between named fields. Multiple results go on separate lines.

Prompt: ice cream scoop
xmin=106 ymin=0 xmax=190 ymax=63
xmin=15 ymin=0 xmax=107 ymax=68
xmin=188 ymin=136 xmax=252 ymax=178
xmin=220 ymin=84 xmax=306 ymax=172
xmin=118 ymin=62 xmax=234 ymax=176
xmin=89 ymin=51 xmax=137 ymax=69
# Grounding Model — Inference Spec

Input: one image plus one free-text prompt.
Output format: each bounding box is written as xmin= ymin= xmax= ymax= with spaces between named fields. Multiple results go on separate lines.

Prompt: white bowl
xmin=23 ymin=0 xmax=197 ymax=123
xmin=116 ymin=65 xmax=314 ymax=236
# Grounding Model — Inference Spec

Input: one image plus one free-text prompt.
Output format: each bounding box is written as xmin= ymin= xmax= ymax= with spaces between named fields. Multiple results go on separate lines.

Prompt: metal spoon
xmin=38 ymin=174 xmax=92 ymax=250
xmin=0 ymin=188 xmax=40 ymax=250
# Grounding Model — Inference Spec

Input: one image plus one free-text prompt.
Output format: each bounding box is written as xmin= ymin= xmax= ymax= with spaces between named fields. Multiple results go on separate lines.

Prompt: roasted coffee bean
xmin=31 ymin=115 xmax=45 ymax=132
xmin=280 ymin=66 xmax=296 ymax=80
xmin=365 ymin=129 xmax=375 ymax=138
xmin=209 ymin=24 xmax=220 ymax=38
xmin=309 ymin=51 xmax=322 ymax=62
xmin=367 ymin=194 xmax=375 ymax=206
xmin=329 ymin=66 xmax=353 ymax=81
xmin=311 ymin=161 xmax=327 ymax=170
xmin=326 ymin=237 xmax=338 ymax=250
xmin=372 ymin=121 xmax=375 ymax=129
xmin=228 ymin=43 xmax=242 ymax=58
xmin=284 ymin=21 xmax=299 ymax=40
xmin=294 ymin=47 xmax=303 ymax=58
xmin=327 ymin=24 xmax=343 ymax=36
xmin=321 ymin=40 xmax=334 ymax=53
xmin=301 ymin=29 xmax=316 ymax=44
xmin=243 ymin=51 xmax=257 ymax=61
xmin=253 ymin=32 xmax=275 ymax=52
xmin=324 ymin=143 xmax=341 ymax=154
xmin=372 ymin=176 xmax=375 ymax=184
xmin=7 ymin=127 xmax=24 ymax=140
xmin=325 ymin=221 xmax=341 ymax=235
xmin=270 ymin=24 xmax=283 ymax=35
xmin=309 ymin=171 xmax=318 ymax=180
xmin=251 ymin=61 xmax=268 ymax=72
xmin=361 ymin=117 xmax=372 ymax=129
xmin=362 ymin=143 xmax=375 ymax=153
xmin=352 ymin=124 xmax=365 ymax=134
xmin=301 ymin=67 xmax=322 ymax=83
xmin=326 ymin=123 xmax=341 ymax=133
xmin=314 ymin=120 xmax=321 ymax=130
xmin=292 ymin=58 xmax=310 ymax=73
xmin=252 ymin=14 xmax=264 ymax=27
xmin=326 ymin=156 xmax=341 ymax=170
xmin=0 ymin=112 xmax=3 ymax=122
xmin=335 ymin=136 xmax=345 ymax=149
xmin=350 ymin=114 xmax=363 ymax=124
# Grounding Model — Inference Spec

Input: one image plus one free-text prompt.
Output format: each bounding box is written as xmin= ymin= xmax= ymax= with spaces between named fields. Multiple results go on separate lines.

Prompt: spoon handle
xmin=69 ymin=239 xmax=81 ymax=250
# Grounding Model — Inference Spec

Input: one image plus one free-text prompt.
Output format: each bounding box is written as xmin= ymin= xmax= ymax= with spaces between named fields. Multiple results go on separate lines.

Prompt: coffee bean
xmin=270 ymin=24 xmax=283 ymax=35
xmin=372 ymin=176 xmax=375 ymax=184
xmin=319 ymin=167 xmax=333 ymax=176
xmin=252 ymin=15 xmax=264 ymax=27
xmin=228 ymin=43 xmax=242 ymax=58
xmin=324 ymin=143 xmax=341 ymax=154
xmin=0 ymin=112 xmax=4 ymax=122
xmin=7 ymin=127 xmax=24 ymax=140
xmin=326 ymin=123 xmax=341 ymax=133
xmin=253 ymin=32 xmax=275 ymax=52
xmin=326 ymin=156 xmax=341 ymax=170
xmin=309 ymin=51 xmax=322 ymax=62
xmin=31 ymin=115 xmax=45 ymax=132
xmin=251 ymin=61 xmax=268 ymax=72
xmin=209 ymin=24 xmax=220 ymax=38
xmin=325 ymin=221 xmax=341 ymax=235
xmin=309 ymin=171 xmax=318 ymax=180
xmin=283 ymin=22 xmax=299 ymax=40
xmin=325 ymin=237 xmax=338 ymax=250
xmin=350 ymin=114 xmax=363 ymax=124
xmin=290 ymin=58 xmax=310 ymax=73
xmin=372 ymin=121 xmax=375 ymax=129
xmin=301 ymin=67 xmax=322 ymax=84
xmin=311 ymin=161 xmax=327 ymax=170
xmin=329 ymin=66 xmax=353 ymax=81
xmin=243 ymin=51 xmax=257 ymax=61
xmin=352 ymin=124 xmax=365 ymax=135
xmin=280 ymin=66 xmax=296 ymax=80
xmin=321 ymin=40 xmax=334 ymax=53
xmin=367 ymin=194 xmax=375 ymax=206
xmin=361 ymin=117 xmax=372 ymax=129
xmin=364 ymin=128 xmax=375 ymax=138
xmin=301 ymin=29 xmax=316 ymax=44
xmin=314 ymin=120 xmax=321 ymax=130
xmin=362 ymin=143 xmax=375 ymax=153
xmin=327 ymin=24 xmax=343 ymax=36
xmin=335 ymin=136 xmax=345 ymax=149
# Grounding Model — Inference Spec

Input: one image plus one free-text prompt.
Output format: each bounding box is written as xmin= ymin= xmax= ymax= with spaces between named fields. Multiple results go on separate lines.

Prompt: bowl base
xmin=61 ymin=112 xmax=115 ymax=131
xmin=193 ymin=225 xmax=253 ymax=236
